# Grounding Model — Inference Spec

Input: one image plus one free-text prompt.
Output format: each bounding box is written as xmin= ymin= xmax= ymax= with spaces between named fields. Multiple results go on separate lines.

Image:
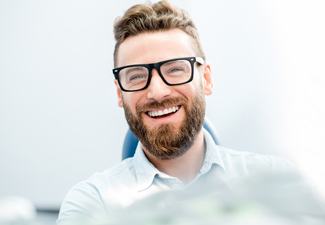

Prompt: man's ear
xmin=114 ymin=80 xmax=123 ymax=107
xmin=202 ymin=64 xmax=213 ymax=96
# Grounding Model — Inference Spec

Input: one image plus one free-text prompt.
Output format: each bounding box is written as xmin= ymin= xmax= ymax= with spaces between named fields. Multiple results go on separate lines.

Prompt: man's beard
xmin=123 ymin=93 xmax=206 ymax=160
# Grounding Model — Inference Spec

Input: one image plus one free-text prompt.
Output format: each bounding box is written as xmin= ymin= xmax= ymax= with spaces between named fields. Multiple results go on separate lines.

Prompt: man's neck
xmin=143 ymin=130 xmax=206 ymax=183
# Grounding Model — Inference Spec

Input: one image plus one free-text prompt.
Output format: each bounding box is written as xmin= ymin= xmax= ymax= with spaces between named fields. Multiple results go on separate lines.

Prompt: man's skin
xmin=114 ymin=29 xmax=213 ymax=183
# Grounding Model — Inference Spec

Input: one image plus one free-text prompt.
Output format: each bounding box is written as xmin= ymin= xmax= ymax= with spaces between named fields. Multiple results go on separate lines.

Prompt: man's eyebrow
xmin=163 ymin=60 xmax=187 ymax=66
xmin=124 ymin=66 xmax=147 ymax=73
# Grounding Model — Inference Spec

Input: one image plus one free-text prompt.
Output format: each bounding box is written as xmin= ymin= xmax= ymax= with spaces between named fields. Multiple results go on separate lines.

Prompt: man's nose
xmin=146 ymin=69 xmax=172 ymax=101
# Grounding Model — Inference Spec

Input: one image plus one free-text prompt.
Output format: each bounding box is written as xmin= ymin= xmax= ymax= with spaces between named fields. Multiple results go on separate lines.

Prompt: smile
xmin=147 ymin=106 xmax=180 ymax=118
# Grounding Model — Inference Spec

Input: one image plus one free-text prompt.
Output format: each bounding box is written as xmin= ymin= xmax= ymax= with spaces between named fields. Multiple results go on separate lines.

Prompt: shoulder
xmin=70 ymin=157 xmax=137 ymax=195
xmin=216 ymin=145 xmax=295 ymax=176
xmin=90 ymin=158 xmax=137 ymax=187
xmin=57 ymin=158 xmax=137 ymax=224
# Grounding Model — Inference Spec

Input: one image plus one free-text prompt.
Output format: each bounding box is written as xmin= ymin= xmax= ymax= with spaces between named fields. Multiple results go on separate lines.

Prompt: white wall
xmin=1 ymin=0 xmax=324 ymax=207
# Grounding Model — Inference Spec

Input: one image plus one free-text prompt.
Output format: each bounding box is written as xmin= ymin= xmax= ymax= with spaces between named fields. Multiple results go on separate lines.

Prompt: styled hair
xmin=113 ymin=0 xmax=205 ymax=67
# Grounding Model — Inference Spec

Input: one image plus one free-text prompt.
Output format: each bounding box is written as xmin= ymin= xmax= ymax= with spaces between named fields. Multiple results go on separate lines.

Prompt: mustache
xmin=136 ymin=97 xmax=187 ymax=113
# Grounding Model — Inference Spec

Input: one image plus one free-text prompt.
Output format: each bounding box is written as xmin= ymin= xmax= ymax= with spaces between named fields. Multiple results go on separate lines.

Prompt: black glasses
xmin=113 ymin=56 xmax=204 ymax=92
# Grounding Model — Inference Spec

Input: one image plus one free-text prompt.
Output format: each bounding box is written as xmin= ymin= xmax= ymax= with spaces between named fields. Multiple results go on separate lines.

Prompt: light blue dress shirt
xmin=57 ymin=129 xmax=290 ymax=224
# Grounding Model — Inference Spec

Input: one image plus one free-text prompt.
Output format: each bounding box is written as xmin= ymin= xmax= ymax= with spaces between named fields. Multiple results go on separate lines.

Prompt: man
xmin=57 ymin=1 xmax=291 ymax=224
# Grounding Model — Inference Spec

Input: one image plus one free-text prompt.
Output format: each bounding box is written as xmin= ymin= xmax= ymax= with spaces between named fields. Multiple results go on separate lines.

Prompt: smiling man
xmin=114 ymin=28 xmax=212 ymax=182
xmin=57 ymin=1 xmax=291 ymax=224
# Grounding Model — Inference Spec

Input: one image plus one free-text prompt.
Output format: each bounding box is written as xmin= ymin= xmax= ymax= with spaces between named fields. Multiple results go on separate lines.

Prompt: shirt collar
xmin=132 ymin=128 xmax=225 ymax=191
xmin=133 ymin=143 xmax=161 ymax=191
xmin=201 ymin=128 xmax=225 ymax=173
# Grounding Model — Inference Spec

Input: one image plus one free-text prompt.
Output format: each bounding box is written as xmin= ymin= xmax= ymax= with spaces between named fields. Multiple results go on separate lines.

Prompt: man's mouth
xmin=146 ymin=106 xmax=180 ymax=118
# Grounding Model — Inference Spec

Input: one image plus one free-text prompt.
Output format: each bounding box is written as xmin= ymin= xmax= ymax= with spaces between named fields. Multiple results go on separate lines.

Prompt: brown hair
xmin=113 ymin=0 xmax=205 ymax=67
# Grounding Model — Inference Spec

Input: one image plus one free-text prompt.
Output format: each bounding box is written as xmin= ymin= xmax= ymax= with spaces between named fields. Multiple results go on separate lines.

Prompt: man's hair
xmin=113 ymin=0 xmax=205 ymax=67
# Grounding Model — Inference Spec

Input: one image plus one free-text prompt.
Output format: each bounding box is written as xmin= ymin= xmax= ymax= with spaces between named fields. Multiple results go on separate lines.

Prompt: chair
xmin=122 ymin=118 xmax=219 ymax=160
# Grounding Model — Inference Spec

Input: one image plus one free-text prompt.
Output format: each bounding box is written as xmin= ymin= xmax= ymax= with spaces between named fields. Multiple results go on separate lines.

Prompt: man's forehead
xmin=116 ymin=29 xmax=197 ymax=67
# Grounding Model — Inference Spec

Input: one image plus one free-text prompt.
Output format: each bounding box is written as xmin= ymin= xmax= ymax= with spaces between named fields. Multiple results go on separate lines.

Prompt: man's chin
xmin=144 ymin=125 xmax=167 ymax=137
xmin=144 ymin=120 xmax=181 ymax=134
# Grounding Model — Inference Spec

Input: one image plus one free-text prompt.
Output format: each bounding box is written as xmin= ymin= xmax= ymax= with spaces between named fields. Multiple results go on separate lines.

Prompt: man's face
xmin=115 ymin=29 xmax=212 ymax=159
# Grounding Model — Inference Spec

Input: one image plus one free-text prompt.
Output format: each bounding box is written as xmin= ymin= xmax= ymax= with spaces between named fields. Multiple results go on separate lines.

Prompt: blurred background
xmin=1 ymin=0 xmax=324 ymax=223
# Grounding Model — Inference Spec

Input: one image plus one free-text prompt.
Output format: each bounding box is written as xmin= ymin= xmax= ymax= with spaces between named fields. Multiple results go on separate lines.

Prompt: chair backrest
xmin=122 ymin=118 xmax=219 ymax=160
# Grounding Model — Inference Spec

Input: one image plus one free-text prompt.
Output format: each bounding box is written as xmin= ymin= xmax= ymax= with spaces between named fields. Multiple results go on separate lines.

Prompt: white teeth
xmin=148 ymin=106 xmax=179 ymax=117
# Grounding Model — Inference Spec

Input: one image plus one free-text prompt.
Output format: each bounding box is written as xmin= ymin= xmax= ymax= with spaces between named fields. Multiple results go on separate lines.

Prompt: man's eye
xmin=170 ymin=67 xmax=183 ymax=72
xmin=167 ymin=67 xmax=186 ymax=74
xmin=128 ymin=74 xmax=147 ymax=82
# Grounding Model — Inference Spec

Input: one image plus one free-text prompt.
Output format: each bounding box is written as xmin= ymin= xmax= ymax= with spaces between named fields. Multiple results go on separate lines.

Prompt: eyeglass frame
xmin=112 ymin=56 xmax=204 ymax=92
